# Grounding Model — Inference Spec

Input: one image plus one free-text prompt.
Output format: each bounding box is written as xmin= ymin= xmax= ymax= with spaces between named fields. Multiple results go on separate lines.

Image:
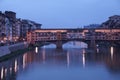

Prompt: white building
xmin=5 ymin=17 xmax=12 ymax=42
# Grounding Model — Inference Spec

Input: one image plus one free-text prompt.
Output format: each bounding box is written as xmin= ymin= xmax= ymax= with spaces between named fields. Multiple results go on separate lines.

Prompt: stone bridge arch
xmin=35 ymin=39 xmax=92 ymax=49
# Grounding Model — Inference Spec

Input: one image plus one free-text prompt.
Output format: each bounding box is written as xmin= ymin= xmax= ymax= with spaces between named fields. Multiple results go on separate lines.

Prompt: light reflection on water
xmin=67 ymin=51 xmax=70 ymax=67
xmin=35 ymin=47 xmax=38 ymax=53
xmin=111 ymin=46 xmax=114 ymax=60
xmin=82 ymin=52 xmax=85 ymax=68
xmin=1 ymin=67 xmax=3 ymax=80
xmin=0 ymin=41 xmax=120 ymax=80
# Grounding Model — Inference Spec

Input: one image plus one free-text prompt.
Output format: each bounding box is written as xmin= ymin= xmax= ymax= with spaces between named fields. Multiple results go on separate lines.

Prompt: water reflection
xmin=23 ymin=53 xmax=27 ymax=69
xmin=67 ymin=51 xmax=70 ymax=67
xmin=97 ymin=48 xmax=99 ymax=53
xmin=63 ymin=41 xmax=88 ymax=48
xmin=1 ymin=67 xmax=3 ymax=80
xmin=14 ymin=59 xmax=18 ymax=72
xmin=35 ymin=47 xmax=38 ymax=53
xmin=10 ymin=67 xmax=12 ymax=75
xmin=42 ymin=46 xmax=46 ymax=63
xmin=82 ymin=52 xmax=86 ymax=68
xmin=0 ymin=42 xmax=120 ymax=80
xmin=111 ymin=46 xmax=114 ymax=60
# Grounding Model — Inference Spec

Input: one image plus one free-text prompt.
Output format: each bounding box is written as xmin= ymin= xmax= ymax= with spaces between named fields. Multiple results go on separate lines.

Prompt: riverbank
xmin=0 ymin=42 xmax=30 ymax=62
xmin=0 ymin=48 xmax=29 ymax=62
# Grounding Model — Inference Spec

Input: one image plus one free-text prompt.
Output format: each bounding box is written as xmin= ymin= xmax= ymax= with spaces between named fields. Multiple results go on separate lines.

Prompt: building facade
xmin=0 ymin=11 xmax=42 ymax=45
xmin=101 ymin=15 xmax=120 ymax=28
xmin=0 ymin=12 xmax=6 ymax=43
xmin=21 ymin=19 xmax=42 ymax=41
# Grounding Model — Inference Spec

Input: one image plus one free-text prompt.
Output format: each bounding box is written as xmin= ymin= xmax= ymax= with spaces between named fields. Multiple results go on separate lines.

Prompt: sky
xmin=0 ymin=0 xmax=120 ymax=28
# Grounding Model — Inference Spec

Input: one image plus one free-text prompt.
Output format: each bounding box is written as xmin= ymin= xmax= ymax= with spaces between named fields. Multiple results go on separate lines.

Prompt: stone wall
xmin=0 ymin=42 xmax=28 ymax=57
xmin=0 ymin=46 xmax=10 ymax=57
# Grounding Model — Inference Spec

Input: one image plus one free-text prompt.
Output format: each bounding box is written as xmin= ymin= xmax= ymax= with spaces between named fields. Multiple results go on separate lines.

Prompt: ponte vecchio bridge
xmin=27 ymin=28 xmax=120 ymax=49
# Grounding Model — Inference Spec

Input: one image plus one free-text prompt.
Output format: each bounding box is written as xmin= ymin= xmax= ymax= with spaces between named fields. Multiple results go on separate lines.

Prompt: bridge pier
xmin=87 ymin=40 xmax=97 ymax=53
xmin=56 ymin=41 xmax=62 ymax=49
xmin=87 ymin=34 xmax=97 ymax=51
xmin=89 ymin=39 xmax=96 ymax=49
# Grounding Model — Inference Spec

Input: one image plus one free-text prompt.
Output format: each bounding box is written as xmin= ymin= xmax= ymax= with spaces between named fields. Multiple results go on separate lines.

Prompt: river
xmin=0 ymin=41 xmax=120 ymax=80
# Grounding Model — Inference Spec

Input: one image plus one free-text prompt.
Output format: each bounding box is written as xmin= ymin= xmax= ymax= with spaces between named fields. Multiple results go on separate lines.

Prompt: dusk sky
xmin=0 ymin=0 xmax=120 ymax=28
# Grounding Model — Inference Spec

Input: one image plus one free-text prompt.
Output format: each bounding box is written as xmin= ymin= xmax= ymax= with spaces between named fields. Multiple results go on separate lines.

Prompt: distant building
xmin=84 ymin=24 xmax=100 ymax=29
xmin=5 ymin=11 xmax=18 ymax=42
xmin=5 ymin=11 xmax=16 ymax=19
xmin=21 ymin=19 xmax=42 ymax=40
xmin=0 ymin=11 xmax=42 ymax=44
xmin=34 ymin=23 xmax=42 ymax=29
xmin=101 ymin=15 xmax=120 ymax=28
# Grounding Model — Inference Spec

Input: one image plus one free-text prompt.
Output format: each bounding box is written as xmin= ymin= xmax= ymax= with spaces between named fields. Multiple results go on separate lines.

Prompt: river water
xmin=0 ymin=41 xmax=120 ymax=80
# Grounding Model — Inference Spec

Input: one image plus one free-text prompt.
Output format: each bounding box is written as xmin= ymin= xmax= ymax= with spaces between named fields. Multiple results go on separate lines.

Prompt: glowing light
xmin=97 ymin=48 xmax=99 ymax=53
xmin=110 ymin=46 xmax=114 ymax=60
xmin=82 ymin=53 xmax=85 ymax=68
xmin=1 ymin=40 xmax=4 ymax=43
xmin=35 ymin=47 xmax=38 ymax=53
xmin=35 ymin=30 xmax=67 ymax=33
xmin=23 ymin=38 xmax=25 ymax=41
xmin=1 ymin=67 xmax=4 ymax=79
xmin=82 ymin=49 xmax=86 ymax=68
xmin=4 ymin=37 xmax=7 ymax=40
xmin=14 ymin=59 xmax=18 ymax=72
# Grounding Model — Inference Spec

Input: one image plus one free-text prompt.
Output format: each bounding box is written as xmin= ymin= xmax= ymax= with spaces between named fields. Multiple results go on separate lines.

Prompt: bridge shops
xmin=27 ymin=29 xmax=88 ymax=44
xmin=94 ymin=29 xmax=120 ymax=40
xmin=27 ymin=29 xmax=67 ymax=44
xmin=27 ymin=28 xmax=120 ymax=48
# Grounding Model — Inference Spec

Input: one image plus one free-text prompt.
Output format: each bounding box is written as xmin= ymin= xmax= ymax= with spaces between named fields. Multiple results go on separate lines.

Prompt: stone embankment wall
xmin=0 ymin=42 xmax=28 ymax=57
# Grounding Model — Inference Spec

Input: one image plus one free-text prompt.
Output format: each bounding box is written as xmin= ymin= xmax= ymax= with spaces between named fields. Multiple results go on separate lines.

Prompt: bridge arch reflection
xmin=63 ymin=41 xmax=88 ymax=48
xmin=35 ymin=40 xmax=88 ymax=49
